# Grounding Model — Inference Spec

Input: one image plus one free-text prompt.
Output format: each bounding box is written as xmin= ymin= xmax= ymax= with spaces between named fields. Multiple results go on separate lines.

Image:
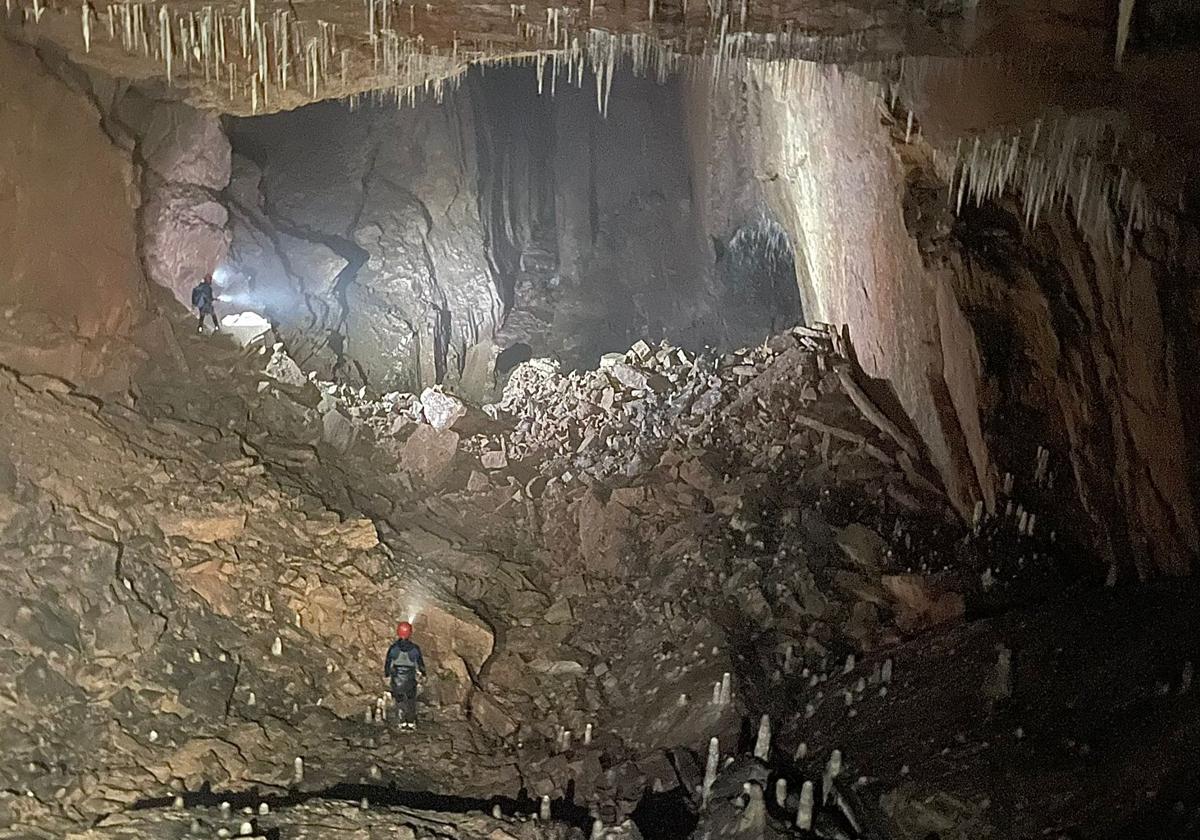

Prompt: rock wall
xmin=225 ymin=96 xmax=502 ymax=395
xmin=689 ymin=60 xmax=1200 ymax=577
xmin=0 ymin=36 xmax=147 ymax=390
xmin=690 ymin=65 xmax=985 ymax=515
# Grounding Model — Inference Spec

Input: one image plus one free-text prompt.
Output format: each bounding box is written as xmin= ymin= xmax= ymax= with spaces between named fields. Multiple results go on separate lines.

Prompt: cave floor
xmin=2 ymin=309 xmax=1198 ymax=840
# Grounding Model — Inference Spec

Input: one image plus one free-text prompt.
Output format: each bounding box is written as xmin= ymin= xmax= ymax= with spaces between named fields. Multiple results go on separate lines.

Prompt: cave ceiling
xmin=0 ymin=0 xmax=1125 ymax=116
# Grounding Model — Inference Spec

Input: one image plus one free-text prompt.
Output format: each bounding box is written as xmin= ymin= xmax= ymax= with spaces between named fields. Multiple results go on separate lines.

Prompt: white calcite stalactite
xmin=1115 ymin=0 xmax=1135 ymax=68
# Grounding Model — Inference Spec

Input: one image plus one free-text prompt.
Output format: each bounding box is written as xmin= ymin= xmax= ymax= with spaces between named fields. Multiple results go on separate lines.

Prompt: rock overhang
xmin=2 ymin=0 xmax=969 ymax=117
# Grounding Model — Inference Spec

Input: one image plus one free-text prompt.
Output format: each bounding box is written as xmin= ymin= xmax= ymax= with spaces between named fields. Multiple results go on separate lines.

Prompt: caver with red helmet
xmin=385 ymin=621 xmax=426 ymax=730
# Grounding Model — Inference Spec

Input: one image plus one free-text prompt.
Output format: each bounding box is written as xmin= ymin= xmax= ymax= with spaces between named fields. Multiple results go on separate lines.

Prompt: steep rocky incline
xmin=0 ymin=364 xmax=511 ymax=838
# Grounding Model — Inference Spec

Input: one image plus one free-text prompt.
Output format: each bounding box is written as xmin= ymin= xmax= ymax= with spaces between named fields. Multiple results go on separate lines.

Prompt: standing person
xmin=384 ymin=621 xmax=426 ymax=730
xmin=191 ymin=274 xmax=220 ymax=333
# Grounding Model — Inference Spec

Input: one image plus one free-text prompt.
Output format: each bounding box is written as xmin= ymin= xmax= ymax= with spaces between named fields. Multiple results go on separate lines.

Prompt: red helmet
xmin=396 ymin=621 xmax=413 ymax=640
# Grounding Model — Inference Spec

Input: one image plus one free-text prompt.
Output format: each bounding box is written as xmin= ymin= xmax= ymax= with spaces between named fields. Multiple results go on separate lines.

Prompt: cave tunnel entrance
xmin=214 ymin=61 xmax=808 ymax=395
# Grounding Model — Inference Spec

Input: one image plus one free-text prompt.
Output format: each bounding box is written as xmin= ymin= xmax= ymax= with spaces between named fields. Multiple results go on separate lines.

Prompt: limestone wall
xmin=688 ymin=59 xmax=1200 ymax=577
xmin=0 ymin=36 xmax=147 ymax=389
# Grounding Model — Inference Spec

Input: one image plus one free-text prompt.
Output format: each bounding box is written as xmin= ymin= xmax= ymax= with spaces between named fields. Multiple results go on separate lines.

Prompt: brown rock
xmin=577 ymin=490 xmax=633 ymax=576
xmin=470 ymin=691 xmax=518 ymax=738
xmin=337 ymin=518 xmax=379 ymax=551
xmin=180 ymin=559 xmax=238 ymax=617
xmin=882 ymin=574 xmax=965 ymax=633
xmin=400 ymin=424 xmax=460 ymax=483
xmin=835 ymin=523 xmax=888 ymax=572
xmin=160 ymin=512 xmax=247 ymax=543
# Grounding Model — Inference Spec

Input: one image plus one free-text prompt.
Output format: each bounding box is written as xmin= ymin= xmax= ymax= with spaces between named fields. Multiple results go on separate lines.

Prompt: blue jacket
xmin=192 ymin=282 xmax=214 ymax=310
xmin=384 ymin=639 xmax=426 ymax=680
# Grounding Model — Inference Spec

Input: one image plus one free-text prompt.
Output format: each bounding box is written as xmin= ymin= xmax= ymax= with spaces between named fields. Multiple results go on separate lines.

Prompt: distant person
xmin=191 ymin=275 xmax=220 ymax=333
xmin=384 ymin=621 xmax=426 ymax=730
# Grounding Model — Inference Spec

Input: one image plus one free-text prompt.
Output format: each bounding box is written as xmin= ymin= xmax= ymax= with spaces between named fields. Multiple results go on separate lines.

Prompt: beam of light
xmin=211 ymin=264 xmax=234 ymax=286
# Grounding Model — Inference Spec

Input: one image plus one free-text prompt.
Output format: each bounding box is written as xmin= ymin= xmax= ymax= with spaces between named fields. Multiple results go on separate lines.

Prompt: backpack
xmin=192 ymin=284 xmax=212 ymax=308
xmin=389 ymin=646 xmax=419 ymax=685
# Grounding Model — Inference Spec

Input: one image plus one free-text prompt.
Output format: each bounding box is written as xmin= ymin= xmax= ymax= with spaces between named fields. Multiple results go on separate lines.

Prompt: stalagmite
xmin=81 ymin=4 xmax=92 ymax=52
xmin=774 ymin=778 xmax=787 ymax=808
xmin=239 ymin=822 xmax=253 ymax=836
xmin=702 ymin=736 xmax=719 ymax=808
xmin=881 ymin=658 xmax=893 ymax=683
xmin=719 ymin=671 xmax=732 ymax=704
xmin=711 ymin=681 xmax=721 ymax=704
xmin=258 ymin=803 xmax=269 ymax=816
xmin=173 ymin=795 xmax=185 ymax=809
xmin=220 ymin=801 xmax=231 ymax=816
xmin=822 ymin=749 xmax=842 ymax=803
xmin=492 ymin=804 xmax=503 ymax=819
xmin=584 ymin=723 xmax=593 ymax=745
xmin=795 ymin=780 xmax=813 ymax=829
xmin=843 ymin=654 xmax=855 ymax=674
xmin=753 ymin=714 xmax=771 ymax=761
xmin=271 ymin=636 xmax=282 ymax=656
xmin=539 ymin=795 xmax=551 ymax=821
xmin=293 ymin=756 xmax=304 ymax=783
xmin=247 ymin=691 xmax=256 ymax=705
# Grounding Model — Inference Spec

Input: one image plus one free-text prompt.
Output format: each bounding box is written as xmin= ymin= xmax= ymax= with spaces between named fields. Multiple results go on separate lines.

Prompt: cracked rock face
xmin=106 ymin=92 xmax=233 ymax=304
xmin=225 ymin=97 xmax=501 ymax=393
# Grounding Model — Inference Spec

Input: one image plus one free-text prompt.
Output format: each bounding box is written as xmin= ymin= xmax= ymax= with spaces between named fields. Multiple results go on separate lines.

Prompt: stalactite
xmin=1115 ymin=0 xmax=1135 ymax=68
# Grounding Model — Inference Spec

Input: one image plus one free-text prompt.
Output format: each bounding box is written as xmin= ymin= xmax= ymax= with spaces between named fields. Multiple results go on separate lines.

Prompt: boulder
xmin=420 ymin=387 xmax=467 ymax=431
xmin=322 ymin=409 xmax=359 ymax=452
xmin=265 ymin=345 xmax=307 ymax=387
xmin=400 ymin=424 xmax=459 ymax=483
xmin=836 ymin=523 xmax=889 ymax=573
xmin=481 ymin=450 xmax=508 ymax=470
xmin=470 ymin=691 xmax=518 ymax=737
